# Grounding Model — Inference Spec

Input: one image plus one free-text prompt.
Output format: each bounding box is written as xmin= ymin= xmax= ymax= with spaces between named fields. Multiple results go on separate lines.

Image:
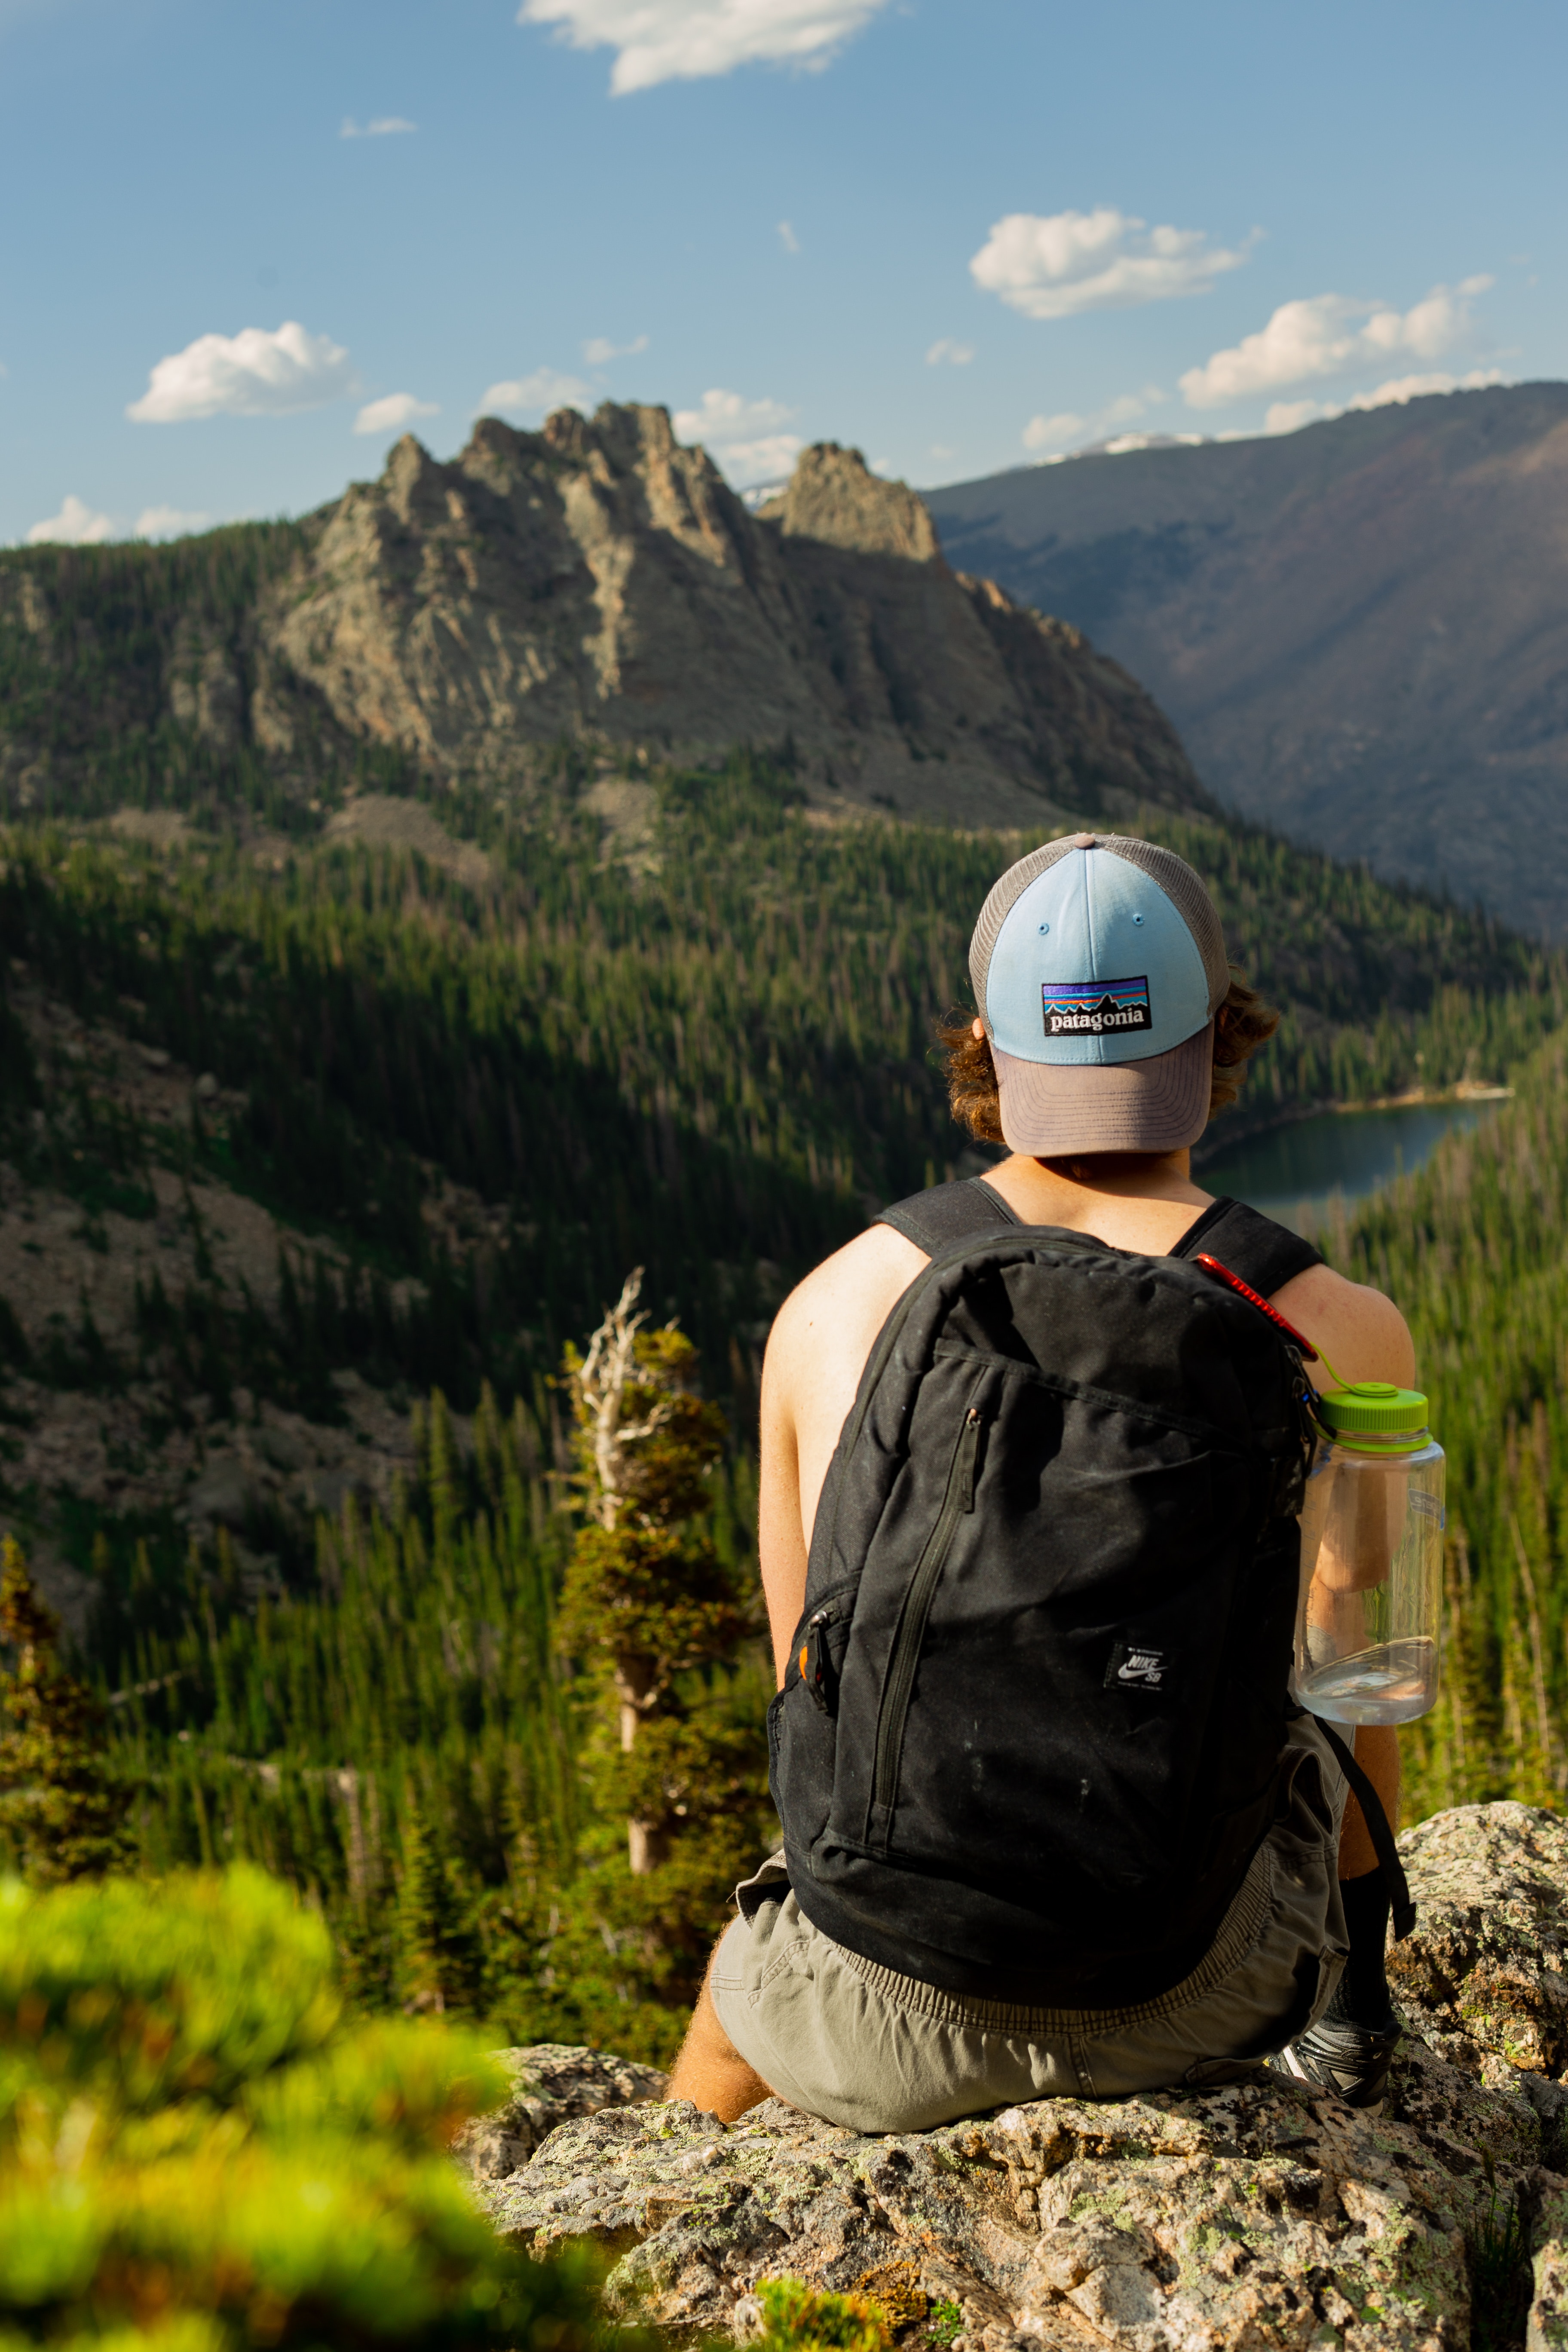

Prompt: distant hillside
xmin=0 ymin=407 xmax=1209 ymax=836
xmin=925 ymin=383 xmax=1568 ymax=939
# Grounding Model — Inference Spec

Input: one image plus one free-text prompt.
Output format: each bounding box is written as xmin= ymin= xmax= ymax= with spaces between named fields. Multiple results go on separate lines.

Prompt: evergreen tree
xmin=1405 ymin=1528 xmax=1495 ymax=1818
xmin=0 ymin=1536 xmax=135 ymax=1882
xmin=395 ymin=1788 xmax=454 ymax=2014
xmin=557 ymin=1271 xmax=771 ymax=2005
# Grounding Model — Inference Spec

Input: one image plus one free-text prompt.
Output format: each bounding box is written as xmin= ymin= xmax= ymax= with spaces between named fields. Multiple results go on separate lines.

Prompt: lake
xmin=1197 ymin=1099 xmax=1503 ymax=1235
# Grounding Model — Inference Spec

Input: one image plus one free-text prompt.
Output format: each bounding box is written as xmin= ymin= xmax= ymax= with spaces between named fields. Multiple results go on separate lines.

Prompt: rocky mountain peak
xmin=249 ymin=400 xmax=1210 ymax=827
xmin=759 ymin=441 xmax=942 ymax=564
xmin=0 ymin=400 xmax=1213 ymax=836
xmin=381 ymin=429 xmax=447 ymax=521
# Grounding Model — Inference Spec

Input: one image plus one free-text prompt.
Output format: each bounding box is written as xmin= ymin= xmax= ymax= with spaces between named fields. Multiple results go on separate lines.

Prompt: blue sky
xmin=4 ymin=0 xmax=1566 ymax=545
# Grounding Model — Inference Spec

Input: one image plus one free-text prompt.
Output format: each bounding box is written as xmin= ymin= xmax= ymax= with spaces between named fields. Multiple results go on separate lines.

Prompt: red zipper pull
xmin=1193 ymin=1253 xmax=1320 ymax=1360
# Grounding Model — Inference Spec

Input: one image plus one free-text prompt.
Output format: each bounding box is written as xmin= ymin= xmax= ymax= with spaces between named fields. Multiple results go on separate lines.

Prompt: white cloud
xmin=1022 ymin=411 xmax=1085 ymax=455
xmin=353 ymin=392 xmax=440 ymax=435
xmin=778 ymin=220 xmax=800 ymax=254
xmin=926 ymin=337 xmax=974 ymax=367
xmin=518 ymin=0 xmax=892 ymax=94
xmin=1264 ymin=399 xmax=1320 ymax=435
xmin=1022 ymin=386 xmax=1164 ymax=458
xmin=1180 ymin=278 xmax=1494 ymax=410
xmin=1262 ymin=366 xmax=1509 ymax=437
xmin=583 ymin=333 xmax=649 ymax=364
xmin=26 ymin=494 xmax=114 ymax=546
xmin=478 ymin=366 xmax=594 ymax=419
xmin=341 ymin=116 xmax=416 ymax=136
xmin=674 ymin=387 xmax=801 ymax=487
xmin=971 ymin=208 xmax=1250 ymax=322
xmin=1099 ymin=431 xmax=1207 ymax=456
xmin=128 ymin=321 xmax=353 ymax=423
xmin=135 ymin=505 xmax=212 ymax=538
xmin=1348 ymin=365 xmax=1506 ymax=409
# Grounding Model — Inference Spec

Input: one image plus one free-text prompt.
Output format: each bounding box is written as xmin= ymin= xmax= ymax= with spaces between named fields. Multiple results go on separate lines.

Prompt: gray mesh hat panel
xmin=968 ymin=831 xmax=1229 ymax=1029
xmin=967 ymin=833 xmax=1084 ymax=1023
xmin=1097 ymin=836 xmax=1230 ymax=1012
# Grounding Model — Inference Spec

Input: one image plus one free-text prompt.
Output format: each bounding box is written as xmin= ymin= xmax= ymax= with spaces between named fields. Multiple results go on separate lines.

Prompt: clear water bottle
xmin=1292 ymin=1382 xmax=1444 ymax=1726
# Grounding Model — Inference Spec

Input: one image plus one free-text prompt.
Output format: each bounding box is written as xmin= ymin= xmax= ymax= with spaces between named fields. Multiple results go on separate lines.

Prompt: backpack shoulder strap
xmin=875 ymin=1176 xmax=1022 ymax=1258
xmin=1171 ymin=1195 xmax=1323 ymax=1299
xmin=1308 ymin=1717 xmax=1417 ymax=1939
xmin=879 ymin=1180 xmax=1323 ymax=1293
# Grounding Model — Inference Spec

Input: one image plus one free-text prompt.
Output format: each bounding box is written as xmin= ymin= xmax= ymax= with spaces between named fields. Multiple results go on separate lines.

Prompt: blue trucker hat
xmin=968 ymin=832 xmax=1230 ymax=1155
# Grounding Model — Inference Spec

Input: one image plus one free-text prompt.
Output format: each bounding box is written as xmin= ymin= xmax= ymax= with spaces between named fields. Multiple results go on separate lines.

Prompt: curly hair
xmin=936 ymin=973 xmax=1280 ymax=1150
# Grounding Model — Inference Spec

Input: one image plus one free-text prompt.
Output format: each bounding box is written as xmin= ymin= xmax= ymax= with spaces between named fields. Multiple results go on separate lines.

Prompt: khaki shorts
xmin=712 ymin=1715 xmax=1350 ymax=2134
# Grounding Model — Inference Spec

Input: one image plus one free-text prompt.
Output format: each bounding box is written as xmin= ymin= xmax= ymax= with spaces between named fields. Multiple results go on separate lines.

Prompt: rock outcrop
xmin=1389 ymin=1804 xmax=1568 ymax=2092
xmin=0 ymin=407 xmax=1209 ymax=836
xmin=458 ymin=2044 xmax=671 ymax=2182
xmin=470 ymin=1804 xmax=1568 ymax=2349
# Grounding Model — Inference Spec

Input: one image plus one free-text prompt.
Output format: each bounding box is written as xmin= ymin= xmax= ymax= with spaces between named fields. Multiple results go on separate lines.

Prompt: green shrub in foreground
xmin=753 ymin=2281 xmax=891 ymax=2352
xmin=0 ymin=1863 xmax=617 ymax=2352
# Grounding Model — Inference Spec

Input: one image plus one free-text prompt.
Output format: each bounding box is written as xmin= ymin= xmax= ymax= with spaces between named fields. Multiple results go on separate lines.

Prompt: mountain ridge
xmin=0 ymin=406 xmax=1210 ymax=836
xmin=925 ymin=381 xmax=1568 ymax=937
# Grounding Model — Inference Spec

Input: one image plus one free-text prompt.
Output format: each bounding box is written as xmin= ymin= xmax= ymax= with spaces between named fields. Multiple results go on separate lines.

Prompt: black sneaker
xmin=1271 ymin=2008 xmax=1402 ymax=2112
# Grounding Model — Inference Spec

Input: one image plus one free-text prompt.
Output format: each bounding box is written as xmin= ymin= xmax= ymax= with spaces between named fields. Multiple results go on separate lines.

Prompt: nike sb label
xmin=1042 ymin=976 xmax=1152 ymax=1038
xmin=1106 ymin=1640 xmax=1172 ymax=1692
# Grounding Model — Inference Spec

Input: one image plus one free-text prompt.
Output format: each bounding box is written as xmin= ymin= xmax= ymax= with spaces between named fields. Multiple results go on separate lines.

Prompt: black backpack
xmin=769 ymin=1180 xmax=1329 ymax=2007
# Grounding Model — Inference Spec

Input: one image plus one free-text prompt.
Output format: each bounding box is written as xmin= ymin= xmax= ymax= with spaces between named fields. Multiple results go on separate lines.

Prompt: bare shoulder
xmin=1270 ymin=1260 xmax=1416 ymax=1389
xmin=762 ymin=1222 xmax=930 ymax=1592
xmin=765 ymin=1222 xmax=928 ymax=1390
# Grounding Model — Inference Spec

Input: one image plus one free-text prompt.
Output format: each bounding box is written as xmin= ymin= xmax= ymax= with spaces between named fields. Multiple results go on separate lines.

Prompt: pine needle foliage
xmin=754 ymin=2281 xmax=893 ymax=2352
xmin=0 ymin=1537 xmax=135 ymax=1882
xmin=393 ymin=1785 xmax=484 ymax=2017
xmin=0 ymin=1861 xmax=619 ymax=2352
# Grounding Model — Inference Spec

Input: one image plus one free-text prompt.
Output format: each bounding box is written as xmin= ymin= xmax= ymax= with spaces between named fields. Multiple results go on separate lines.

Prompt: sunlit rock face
xmin=252 ymin=407 xmax=1211 ymax=832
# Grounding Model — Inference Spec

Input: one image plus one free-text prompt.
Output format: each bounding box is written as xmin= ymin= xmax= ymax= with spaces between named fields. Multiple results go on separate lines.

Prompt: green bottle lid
xmin=1316 ymin=1381 xmax=1429 ymax=1441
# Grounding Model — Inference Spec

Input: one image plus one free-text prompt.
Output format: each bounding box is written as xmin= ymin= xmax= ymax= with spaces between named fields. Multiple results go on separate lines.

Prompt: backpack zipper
xmin=799 ymin=1603 xmax=839 ymax=1713
xmin=815 ymin=1225 xmax=1107 ymax=1583
xmin=872 ymin=1404 xmax=983 ymax=1813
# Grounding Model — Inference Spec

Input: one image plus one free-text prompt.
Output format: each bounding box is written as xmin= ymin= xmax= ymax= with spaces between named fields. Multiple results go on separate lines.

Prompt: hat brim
xmin=992 ymin=1021 xmax=1214 ymax=1156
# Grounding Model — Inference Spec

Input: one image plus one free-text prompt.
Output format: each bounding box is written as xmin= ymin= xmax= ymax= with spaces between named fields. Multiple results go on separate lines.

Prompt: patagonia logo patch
xmin=1043 ymin=976 xmax=1152 ymax=1038
xmin=1106 ymin=1640 xmax=1172 ymax=1693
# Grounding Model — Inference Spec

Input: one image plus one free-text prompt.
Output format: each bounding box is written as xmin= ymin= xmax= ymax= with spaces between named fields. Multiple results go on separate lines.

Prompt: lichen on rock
xmin=1391 ymin=1803 xmax=1568 ymax=2093
xmin=456 ymin=2042 xmax=669 ymax=2181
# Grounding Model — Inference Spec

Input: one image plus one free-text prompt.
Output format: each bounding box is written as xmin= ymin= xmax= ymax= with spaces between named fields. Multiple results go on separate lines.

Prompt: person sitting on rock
xmin=667 ymin=833 xmax=1411 ymax=2131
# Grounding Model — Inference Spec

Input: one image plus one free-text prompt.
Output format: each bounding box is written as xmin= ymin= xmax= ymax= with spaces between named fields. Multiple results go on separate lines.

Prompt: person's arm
xmin=1271 ymin=1261 xmax=1416 ymax=1874
xmin=666 ymin=1234 xmax=919 ymax=2122
xmin=757 ymin=1226 xmax=927 ymax=1686
xmin=757 ymin=1317 xmax=808 ymax=1688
